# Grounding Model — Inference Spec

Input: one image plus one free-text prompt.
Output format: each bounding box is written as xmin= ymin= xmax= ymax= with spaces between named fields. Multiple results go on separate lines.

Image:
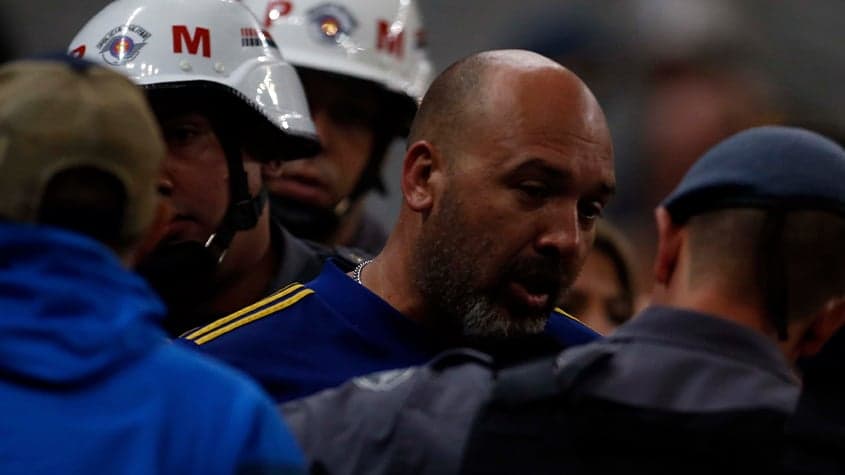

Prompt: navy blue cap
xmin=662 ymin=126 xmax=845 ymax=223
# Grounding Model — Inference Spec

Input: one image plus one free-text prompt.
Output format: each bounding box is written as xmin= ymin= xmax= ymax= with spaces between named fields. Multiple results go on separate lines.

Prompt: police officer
xmin=183 ymin=49 xmax=611 ymax=402
xmin=241 ymin=0 xmax=433 ymax=253
xmin=69 ymin=0 xmax=363 ymax=335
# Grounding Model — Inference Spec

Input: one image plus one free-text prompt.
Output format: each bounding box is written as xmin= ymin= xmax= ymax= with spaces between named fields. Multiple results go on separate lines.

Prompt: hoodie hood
xmin=0 ymin=222 xmax=166 ymax=384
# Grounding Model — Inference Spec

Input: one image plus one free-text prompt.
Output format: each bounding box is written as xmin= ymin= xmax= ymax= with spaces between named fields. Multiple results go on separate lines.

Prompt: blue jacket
xmin=0 ymin=223 xmax=304 ymax=475
xmin=185 ymin=261 xmax=599 ymax=402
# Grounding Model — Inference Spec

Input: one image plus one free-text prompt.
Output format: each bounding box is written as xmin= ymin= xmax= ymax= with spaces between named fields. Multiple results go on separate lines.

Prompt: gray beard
xmin=412 ymin=190 xmax=549 ymax=339
xmin=461 ymin=296 xmax=548 ymax=337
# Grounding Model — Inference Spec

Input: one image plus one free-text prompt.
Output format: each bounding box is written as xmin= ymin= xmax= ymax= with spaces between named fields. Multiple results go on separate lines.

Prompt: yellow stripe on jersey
xmin=185 ymin=283 xmax=305 ymax=341
xmin=194 ymin=288 xmax=315 ymax=345
xmin=554 ymin=307 xmax=588 ymax=325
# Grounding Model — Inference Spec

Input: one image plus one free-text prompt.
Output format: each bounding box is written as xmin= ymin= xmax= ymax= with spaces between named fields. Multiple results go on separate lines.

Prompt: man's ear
xmin=401 ymin=140 xmax=440 ymax=213
xmin=261 ymin=159 xmax=285 ymax=180
xmin=653 ymin=207 xmax=683 ymax=286
xmin=794 ymin=297 xmax=845 ymax=358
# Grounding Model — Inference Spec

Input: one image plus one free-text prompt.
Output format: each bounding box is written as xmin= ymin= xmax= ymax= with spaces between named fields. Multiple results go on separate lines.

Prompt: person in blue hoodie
xmin=0 ymin=57 xmax=304 ymax=475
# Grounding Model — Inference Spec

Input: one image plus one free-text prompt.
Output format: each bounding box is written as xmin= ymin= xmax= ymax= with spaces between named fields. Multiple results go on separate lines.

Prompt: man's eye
xmin=578 ymin=200 xmax=604 ymax=222
xmin=164 ymin=126 xmax=201 ymax=145
xmin=518 ymin=181 xmax=550 ymax=199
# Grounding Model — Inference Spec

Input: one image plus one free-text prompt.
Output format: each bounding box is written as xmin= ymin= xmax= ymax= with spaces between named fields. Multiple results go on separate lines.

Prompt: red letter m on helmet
xmin=376 ymin=20 xmax=404 ymax=58
xmin=172 ymin=26 xmax=211 ymax=58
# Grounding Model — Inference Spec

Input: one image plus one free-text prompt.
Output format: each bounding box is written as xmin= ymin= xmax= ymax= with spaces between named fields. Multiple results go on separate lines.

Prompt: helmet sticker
xmin=172 ymin=26 xmax=211 ymax=58
xmin=263 ymin=0 xmax=293 ymax=28
xmin=241 ymin=27 xmax=278 ymax=49
xmin=376 ymin=20 xmax=403 ymax=58
xmin=306 ymin=3 xmax=358 ymax=45
xmin=241 ymin=27 xmax=262 ymax=47
xmin=69 ymin=45 xmax=86 ymax=59
xmin=97 ymin=24 xmax=151 ymax=66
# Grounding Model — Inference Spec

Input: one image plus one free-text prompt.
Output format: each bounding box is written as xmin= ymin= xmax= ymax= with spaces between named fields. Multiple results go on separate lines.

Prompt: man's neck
xmin=356 ymin=225 xmax=428 ymax=324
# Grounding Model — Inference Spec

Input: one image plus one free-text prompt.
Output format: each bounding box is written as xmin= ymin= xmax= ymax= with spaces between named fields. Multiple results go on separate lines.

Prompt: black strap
xmin=204 ymin=124 xmax=267 ymax=263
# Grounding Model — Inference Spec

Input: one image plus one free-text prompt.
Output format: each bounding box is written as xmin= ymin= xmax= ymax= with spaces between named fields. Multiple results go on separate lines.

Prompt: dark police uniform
xmin=460 ymin=307 xmax=799 ymax=475
xmin=182 ymin=260 xmax=599 ymax=402
xmin=269 ymin=218 xmax=365 ymax=289
xmin=784 ymin=327 xmax=845 ymax=474
xmin=279 ymin=307 xmax=799 ymax=475
xmin=282 ymin=349 xmax=495 ymax=475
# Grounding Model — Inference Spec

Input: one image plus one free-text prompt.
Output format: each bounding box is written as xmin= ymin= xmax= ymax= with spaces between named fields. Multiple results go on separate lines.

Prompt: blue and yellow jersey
xmin=183 ymin=261 xmax=600 ymax=403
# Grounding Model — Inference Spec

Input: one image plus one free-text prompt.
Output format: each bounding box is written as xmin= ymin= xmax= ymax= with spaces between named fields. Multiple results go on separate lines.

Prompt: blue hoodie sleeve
xmin=234 ymin=390 xmax=306 ymax=475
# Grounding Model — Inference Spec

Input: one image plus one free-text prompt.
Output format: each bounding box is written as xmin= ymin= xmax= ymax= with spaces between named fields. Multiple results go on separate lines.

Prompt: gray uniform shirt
xmin=281 ymin=306 xmax=800 ymax=474
xmin=569 ymin=305 xmax=800 ymax=413
xmin=281 ymin=350 xmax=495 ymax=475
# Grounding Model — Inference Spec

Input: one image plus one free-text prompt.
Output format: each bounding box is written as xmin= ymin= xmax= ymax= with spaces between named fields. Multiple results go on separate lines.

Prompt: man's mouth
xmin=504 ymin=265 xmax=563 ymax=313
xmin=508 ymin=280 xmax=551 ymax=310
xmin=161 ymin=214 xmax=200 ymax=243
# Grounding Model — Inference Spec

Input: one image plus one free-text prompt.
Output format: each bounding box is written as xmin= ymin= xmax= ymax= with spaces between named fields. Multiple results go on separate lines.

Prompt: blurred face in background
xmin=264 ymin=70 xmax=380 ymax=211
xmin=558 ymin=244 xmax=634 ymax=335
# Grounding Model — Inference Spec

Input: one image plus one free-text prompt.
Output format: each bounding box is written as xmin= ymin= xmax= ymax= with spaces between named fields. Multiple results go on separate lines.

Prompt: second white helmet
xmin=242 ymin=0 xmax=433 ymax=116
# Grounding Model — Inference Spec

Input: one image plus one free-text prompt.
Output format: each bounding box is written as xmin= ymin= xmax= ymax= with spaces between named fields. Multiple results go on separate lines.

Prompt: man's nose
xmin=157 ymin=169 xmax=173 ymax=198
xmin=535 ymin=206 xmax=582 ymax=258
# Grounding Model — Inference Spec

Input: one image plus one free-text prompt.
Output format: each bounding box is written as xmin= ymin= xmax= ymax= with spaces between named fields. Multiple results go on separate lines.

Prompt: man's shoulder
xmin=545 ymin=308 xmax=602 ymax=346
xmin=301 ymin=239 xmax=371 ymax=273
xmin=282 ymin=349 xmax=495 ymax=475
xmin=274 ymin=222 xmax=371 ymax=284
xmin=574 ymin=332 xmax=800 ymax=413
xmin=283 ymin=349 xmax=496 ymax=422
xmin=180 ymin=282 xmax=320 ymax=348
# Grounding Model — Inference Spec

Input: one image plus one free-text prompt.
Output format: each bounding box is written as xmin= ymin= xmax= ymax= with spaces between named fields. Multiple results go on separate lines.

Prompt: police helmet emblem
xmin=97 ymin=24 xmax=151 ymax=66
xmin=306 ymin=4 xmax=358 ymax=45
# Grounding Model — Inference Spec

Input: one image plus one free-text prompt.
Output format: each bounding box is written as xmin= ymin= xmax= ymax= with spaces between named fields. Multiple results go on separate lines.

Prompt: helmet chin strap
xmin=204 ymin=125 xmax=267 ymax=264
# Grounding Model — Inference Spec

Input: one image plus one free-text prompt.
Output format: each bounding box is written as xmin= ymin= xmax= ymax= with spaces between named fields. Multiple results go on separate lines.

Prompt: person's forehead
xmin=481 ymin=67 xmax=608 ymax=145
xmin=467 ymin=120 xmax=614 ymax=186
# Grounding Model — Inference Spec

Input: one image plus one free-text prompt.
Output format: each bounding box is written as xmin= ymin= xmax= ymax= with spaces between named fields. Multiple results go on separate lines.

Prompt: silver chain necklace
xmin=352 ymin=259 xmax=373 ymax=285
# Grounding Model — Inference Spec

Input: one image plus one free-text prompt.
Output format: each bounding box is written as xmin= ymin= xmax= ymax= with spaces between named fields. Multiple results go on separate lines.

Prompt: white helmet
xmin=242 ymin=0 xmax=433 ymax=118
xmin=68 ymin=0 xmax=319 ymax=159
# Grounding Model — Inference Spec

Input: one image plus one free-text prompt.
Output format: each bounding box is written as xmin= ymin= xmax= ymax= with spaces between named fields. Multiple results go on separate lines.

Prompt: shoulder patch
xmin=184 ymin=282 xmax=313 ymax=345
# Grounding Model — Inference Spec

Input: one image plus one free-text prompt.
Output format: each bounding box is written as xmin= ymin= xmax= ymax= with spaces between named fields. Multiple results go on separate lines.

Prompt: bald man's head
xmin=403 ymin=49 xmax=615 ymax=339
xmin=408 ymin=49 xmax=609 ymax=160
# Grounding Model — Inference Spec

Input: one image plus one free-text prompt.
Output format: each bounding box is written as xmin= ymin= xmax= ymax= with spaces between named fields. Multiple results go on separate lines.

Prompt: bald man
xmin=182 ymin=50 xmax=616 ymax=403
